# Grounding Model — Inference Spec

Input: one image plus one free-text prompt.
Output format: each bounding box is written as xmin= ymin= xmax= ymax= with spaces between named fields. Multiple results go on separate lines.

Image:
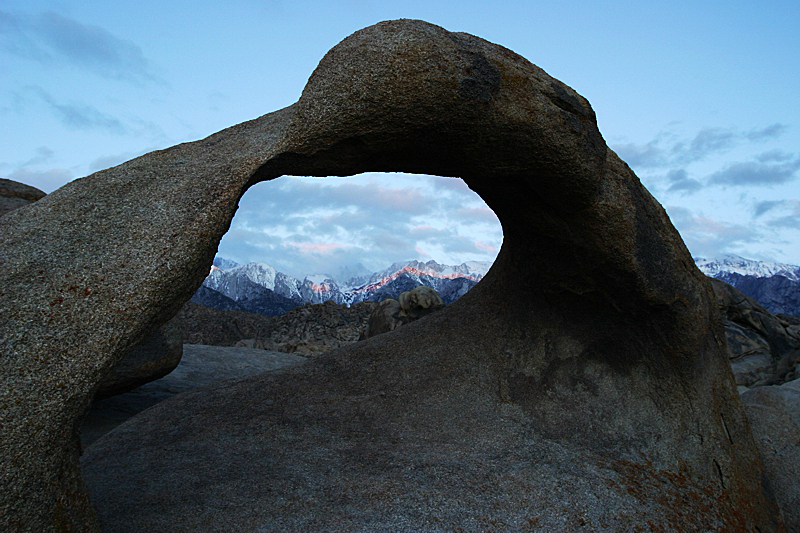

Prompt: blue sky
xmin=2 ymin=0 xmax=799 ymax=278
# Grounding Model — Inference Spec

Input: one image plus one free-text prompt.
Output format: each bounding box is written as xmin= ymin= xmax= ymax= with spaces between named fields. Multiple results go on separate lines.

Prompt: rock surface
xmin=0 ymin=178 xmax=46 ymax=217
xmin=398 ymin=286 xmax=445 ymax=320
xmin=81 ymin=344 xmax=307 ymax=448
xmin=711 ymin=278 xmax=800 ymax=386
xmin=741 ymin=379 xmax=800 ymax=532
xmin=1 ymin=20 xmax=783 ymax=532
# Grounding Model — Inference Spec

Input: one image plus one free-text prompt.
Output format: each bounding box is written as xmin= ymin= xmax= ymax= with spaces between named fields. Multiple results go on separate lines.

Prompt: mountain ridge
xmin=695 ymin=254 xmax=800 ymax=317
xmin=201 ymin=258 xmax=491 ymax=310
xmin=200 ymin=254 xmax=799 ymax=317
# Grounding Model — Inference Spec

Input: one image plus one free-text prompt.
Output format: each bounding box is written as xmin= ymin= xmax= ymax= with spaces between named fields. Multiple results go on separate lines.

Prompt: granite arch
xmin=0 ymin=20 xmax=784 ymax=531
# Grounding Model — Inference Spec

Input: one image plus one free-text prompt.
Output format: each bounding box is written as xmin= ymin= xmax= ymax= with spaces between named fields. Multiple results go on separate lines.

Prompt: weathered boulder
xmin=0 ymin=178 xmax=46 ymax=217
xmin=93 ymin=316 xmax=183 ymax=400
xmin=741 ymin=379 xmax=800 ymax=531
xmin=1 ymin=20 xmax=783 ymax=532
xmin=710 ymin=278 xmax=800 ymax=386
xmin=360 ymin=297 xmax=407 ymax=338
xmin=398 ymin=285 xmax=445 ymax=320
xmin=362 ymin=286 xmax=445 ymax=338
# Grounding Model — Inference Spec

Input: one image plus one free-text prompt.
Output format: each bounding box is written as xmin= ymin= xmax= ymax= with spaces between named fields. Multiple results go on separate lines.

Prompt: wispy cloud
xmin=22 ymin=146 xmax=55 ymax=166
xmin=219 ymin=175 xmax=503 ymax=277
xmin=746 ymin=124 xmax=788 ymax=142
xmin=664 ymin=168 xmax=703 ymax=195
xmin=753 ymin=200 xmax=800 ymax=229
xmin=29 ymin=86 xmax=126 ymax=134
xmin=708 ymin=158 xmax=800 ymax=186
xmin=753 ymin=199 xmax=784 ymax=218
xmin=667 ymin=205 xmax=762 ymax=258
xmin=613 ymin=123 xmax=790 ymax=171
xmin=767 ymin=216 xmax=800 ymax=229
xmin=1 ymin=10 xmax=158 ymax=84
xmin=677 ymin=127 xmax=737 ymax=164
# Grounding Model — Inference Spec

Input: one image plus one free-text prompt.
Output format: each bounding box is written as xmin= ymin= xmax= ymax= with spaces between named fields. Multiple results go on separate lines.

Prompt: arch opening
xmin=219 ymin=172 xmax=502 ymax=283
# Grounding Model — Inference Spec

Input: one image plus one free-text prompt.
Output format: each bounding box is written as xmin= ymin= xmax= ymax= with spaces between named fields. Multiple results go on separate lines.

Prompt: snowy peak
xmin=212 ymin=257 xmax=239 ymax=270
xmin=202 ymin=257 xmax=492 ymax=310
xmin=347 ymin=259 xmax=491 ymax=289
xmin=204 ymin=261 xmax=303 ymax=302
xmin=695 ymin=254 xmax=800 ymax=282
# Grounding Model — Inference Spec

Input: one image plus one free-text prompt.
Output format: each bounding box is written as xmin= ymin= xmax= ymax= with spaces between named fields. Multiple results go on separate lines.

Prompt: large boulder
xmin=0 ymin=20 xmax=783 ymax=532
xmin=361 ymin=286 xmax=445 ymax=338
xmin=710 ymin=278 xmax=800 ymax=386
xmin=740 ymin=379 xmax=800 ymax=531
xmin=0 ymin=178 xmax=46 ymax=217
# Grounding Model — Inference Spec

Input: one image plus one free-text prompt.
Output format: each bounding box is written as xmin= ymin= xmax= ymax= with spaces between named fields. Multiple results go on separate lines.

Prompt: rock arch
xmin=0 ymin=20 xmax=783 ymax=531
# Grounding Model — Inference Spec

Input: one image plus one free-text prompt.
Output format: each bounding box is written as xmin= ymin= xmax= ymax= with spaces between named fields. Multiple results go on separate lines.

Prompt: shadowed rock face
xmin=0 ymin=20 xmax=784 ymax=532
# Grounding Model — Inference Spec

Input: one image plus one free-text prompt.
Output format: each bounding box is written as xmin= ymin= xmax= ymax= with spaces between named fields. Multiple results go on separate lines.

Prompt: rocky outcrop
xmin=177 ymin=300 xmax=375 ymax=355
xmin=238 ymin=300 xmax=376 ymax=355
xmin=1 ymin=20 xmax=783 ymax=532
xmin=711 ymin=278 xmax=800 ymax=387
xmin=178 ymin=301 xmax=275 ymax=345
xmin=93 ymin=317 xmax=183 ymax=400
xmin=361 ymin=298 xmax=406 ymax=338
xmin=0 ymin=178 xmax=46 ymax=217
xmin=716 ymin=272 xmax=800 ymax=318
xmin=740 ymin=379 xmax=800 ymax=532
xmin=361 ymin=286 xmax=445 ymax=338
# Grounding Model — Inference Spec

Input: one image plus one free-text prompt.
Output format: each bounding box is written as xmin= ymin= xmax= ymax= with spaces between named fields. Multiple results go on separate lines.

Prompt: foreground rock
xmin=81 ymin=344 xmax=307 ymax=448
xmin=711 ymin=278 xmax=800 ymax=387
xmin=1 ymin=20 xmax=783 ymax=532
xmin=741 ymin=379 xmax=800 ymax=531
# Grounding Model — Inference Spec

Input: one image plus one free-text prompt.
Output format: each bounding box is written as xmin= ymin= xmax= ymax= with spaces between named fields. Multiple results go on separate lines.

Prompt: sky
xmin=2 ymin=0 xmax=799 ymax=279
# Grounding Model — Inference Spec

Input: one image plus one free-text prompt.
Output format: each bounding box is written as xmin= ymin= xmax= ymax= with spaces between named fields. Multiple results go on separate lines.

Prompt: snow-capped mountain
xmin=338 ymin=259 xmax=491 ymax=305
xmin=204 ymin=262 xmax=304 ymax=302
xmin=200 ymin=258 xmax=493 ymax=312
xmin=694 ymin=254 xmax=800 ymax=317
xmin=694 ymin=254 xmax=800 ymax=282
xmin=200 ymin=255 xmax=798 ymax=317
xmin=212 ymin=257 xmax=239 ymax=270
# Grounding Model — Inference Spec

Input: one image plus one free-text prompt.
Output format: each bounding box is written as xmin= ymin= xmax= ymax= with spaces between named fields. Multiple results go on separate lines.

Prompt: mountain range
xmin=192 ymin=254 xmax=799 ymax=318
xmin=193 ymin=258 xmax=491 ymax=316
xmin=694 ymin=254 xmax=800 ymax=317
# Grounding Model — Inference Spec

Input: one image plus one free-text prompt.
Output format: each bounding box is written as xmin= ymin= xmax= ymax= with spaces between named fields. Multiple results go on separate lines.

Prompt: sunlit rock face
xmin=1 ymin=20 xmax=784 ymax=532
